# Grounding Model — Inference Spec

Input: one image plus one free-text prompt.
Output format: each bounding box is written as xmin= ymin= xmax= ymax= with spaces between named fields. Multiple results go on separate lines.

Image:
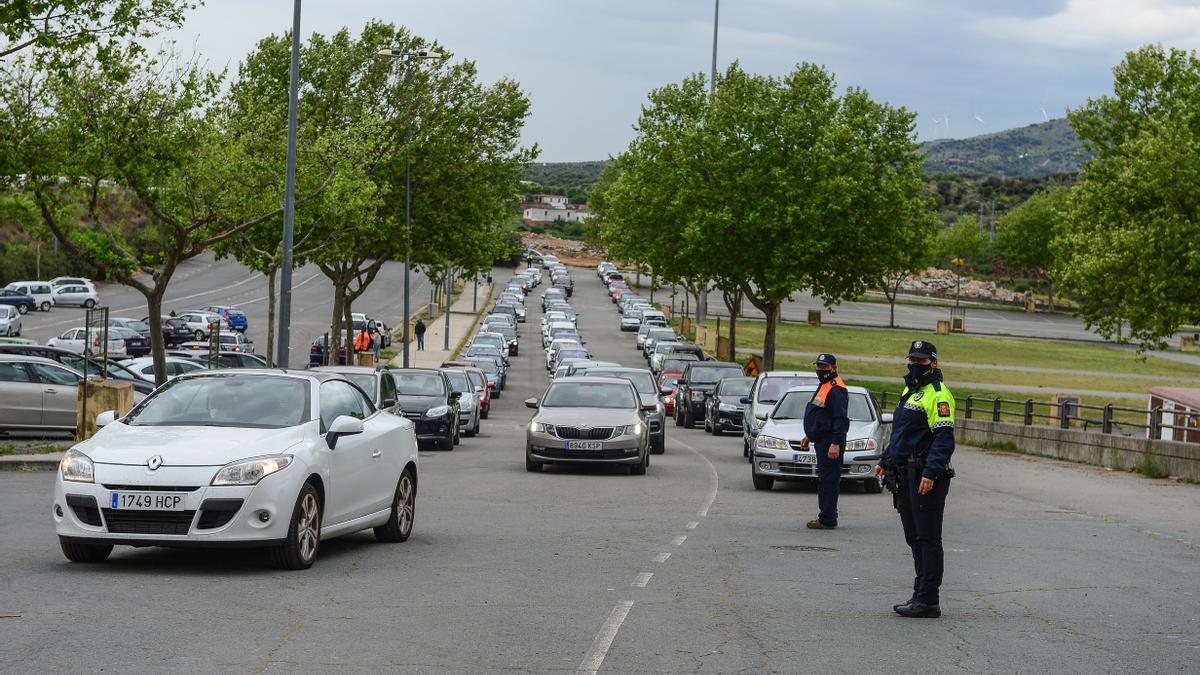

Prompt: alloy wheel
xmin=398 ymin=473 xmax=415 ymax=537
xmin=297 ymin=492 xmax=321 ymax=563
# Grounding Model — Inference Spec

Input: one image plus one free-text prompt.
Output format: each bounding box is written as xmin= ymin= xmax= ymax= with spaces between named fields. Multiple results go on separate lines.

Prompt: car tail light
xmin=310 ymin=344 xmax=320 ymax=354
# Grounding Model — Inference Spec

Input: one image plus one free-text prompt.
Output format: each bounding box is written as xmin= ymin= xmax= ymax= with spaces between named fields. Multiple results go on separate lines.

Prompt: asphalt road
xmin=14 ymin=252 xmax=432 ymax=366
xmin=1 ymin=267 xmax=1198 ymax=673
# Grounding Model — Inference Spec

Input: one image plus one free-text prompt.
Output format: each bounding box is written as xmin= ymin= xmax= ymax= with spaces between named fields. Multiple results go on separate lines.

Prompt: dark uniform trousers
xmin=895 ymin=466 xmax=951 ymax=605
xmin=814 ymin=440 xmax=844 ymax=526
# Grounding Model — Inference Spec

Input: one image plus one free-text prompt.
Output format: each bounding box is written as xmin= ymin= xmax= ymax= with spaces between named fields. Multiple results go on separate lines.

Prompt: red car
xmin=465 ymin=367 xmax=491 ymax=419
xmin=658 ymin=371 xmax=683 ymax=416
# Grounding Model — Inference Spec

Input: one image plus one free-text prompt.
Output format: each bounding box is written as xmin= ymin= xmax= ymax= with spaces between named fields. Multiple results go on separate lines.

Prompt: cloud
xmin=979 ymin=0 xmax=1200 ymax=48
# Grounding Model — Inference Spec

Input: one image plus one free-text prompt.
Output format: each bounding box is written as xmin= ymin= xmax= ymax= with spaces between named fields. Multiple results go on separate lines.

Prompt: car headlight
xmin=60 ymin=449 xmax=94 ymax=483
xmin=756 ymin=435 xmax=790 ymax=450
xmin=426 ymin=405 xmax=451 ymax=418
xmin=719 ymin=403 xmax=740 ymax=412
xmin=752 ymin=415 xmax=767 ymax=428
xmin=615 ymin=422 xmax=644 ymax=436
xmin=530 ymin=421 xmax=551 ymax=434
xmin=845 ymin=438 xmax=877 ymax=451
xmin=211 ymin=455 xmax=292 ymax=486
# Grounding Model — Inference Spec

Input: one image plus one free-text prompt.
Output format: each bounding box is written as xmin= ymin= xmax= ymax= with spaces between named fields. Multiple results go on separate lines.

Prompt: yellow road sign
xmin=743 ymin=355 xmax=762 ymax=378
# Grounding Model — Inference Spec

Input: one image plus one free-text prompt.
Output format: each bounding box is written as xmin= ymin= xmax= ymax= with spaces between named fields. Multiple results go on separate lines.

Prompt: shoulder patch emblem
xmin=937 ymin=401 xmax=951 ymax=417
xmin=912 ymin=392 xmax=924 ymax=402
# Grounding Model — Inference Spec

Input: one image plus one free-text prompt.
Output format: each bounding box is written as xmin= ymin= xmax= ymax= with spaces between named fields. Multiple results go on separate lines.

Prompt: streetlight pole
xmin=696 ymin=0 xmax=719 ymax=327
xmin=376 ymin=48 xmax=444 ymax=368
xmin=443 ymin=264 xmax=451 ymax=351
xmin=275 ymin=0 xmax=302 ymax=368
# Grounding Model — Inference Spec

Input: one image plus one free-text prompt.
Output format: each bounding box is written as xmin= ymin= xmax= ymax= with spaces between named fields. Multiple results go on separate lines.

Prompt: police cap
xmin=814 ymin=353 xmax=837 ymax=366
xmin=907 ymin=340 xmax=938 ymax=360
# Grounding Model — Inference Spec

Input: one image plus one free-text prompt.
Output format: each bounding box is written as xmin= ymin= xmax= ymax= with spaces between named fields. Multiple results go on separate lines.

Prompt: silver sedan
xmin=524 ymin=377 xmax=652 ymax=474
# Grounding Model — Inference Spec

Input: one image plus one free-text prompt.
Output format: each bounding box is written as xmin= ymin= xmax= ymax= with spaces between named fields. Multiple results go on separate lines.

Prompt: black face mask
xmin=816 ymin=369 xmax=836 ymax=382
xmin=907 ymin=363 xmax=932 ymax=381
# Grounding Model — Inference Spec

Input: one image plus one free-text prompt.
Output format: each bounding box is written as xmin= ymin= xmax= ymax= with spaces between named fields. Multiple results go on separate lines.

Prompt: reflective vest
xmin=812 ymin=375 xmax=847 ymax=406
xmin=355 ymin=330 xmax=371 ymax=352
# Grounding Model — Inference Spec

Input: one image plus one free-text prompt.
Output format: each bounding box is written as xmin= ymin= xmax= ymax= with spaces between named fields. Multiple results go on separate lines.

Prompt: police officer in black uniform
xmin=874 ymin=340 xmax=956 ymax=618
xmin=799 ymin=353 xmax=849 ymax=530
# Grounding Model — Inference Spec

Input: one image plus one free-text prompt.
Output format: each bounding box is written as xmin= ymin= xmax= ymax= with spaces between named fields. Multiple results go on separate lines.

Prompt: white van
xmin=640 ymin=309 xmax=668 ymax=327
xmin=5 ymin=281 xmax=55 ymax=311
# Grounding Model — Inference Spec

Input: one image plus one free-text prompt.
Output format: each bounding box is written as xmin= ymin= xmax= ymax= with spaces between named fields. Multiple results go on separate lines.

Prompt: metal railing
xmin=872 ymin=390 xmax=1200 ymax=442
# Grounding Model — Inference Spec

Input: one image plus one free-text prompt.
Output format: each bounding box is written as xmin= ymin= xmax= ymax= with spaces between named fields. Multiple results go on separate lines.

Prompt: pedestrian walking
xmin=415 ymin=319 xmax=426 ymax=351
xmin=798 ymin=353 xmax=849 ymax=530
xmin=371 ymin=322 xmax=382 ymax=361
xmin=874 ymin=340 xmax=956 ymax=618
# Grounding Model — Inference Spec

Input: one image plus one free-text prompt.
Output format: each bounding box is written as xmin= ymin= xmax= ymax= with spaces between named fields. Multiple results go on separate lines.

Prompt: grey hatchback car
xmin=524 ymin=377 xmax=653 ymax=474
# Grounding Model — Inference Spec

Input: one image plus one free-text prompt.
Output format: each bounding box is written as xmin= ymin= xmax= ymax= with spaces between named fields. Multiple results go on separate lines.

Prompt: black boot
xmin=895 ymin=601 xmax=941 ymax=618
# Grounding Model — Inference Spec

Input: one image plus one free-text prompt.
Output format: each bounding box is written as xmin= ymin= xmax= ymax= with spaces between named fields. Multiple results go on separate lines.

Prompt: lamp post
xmin=275 ymin=0 xmax=302 ymax=368
xmin=376 ymin=48 xmax=444 ymax=367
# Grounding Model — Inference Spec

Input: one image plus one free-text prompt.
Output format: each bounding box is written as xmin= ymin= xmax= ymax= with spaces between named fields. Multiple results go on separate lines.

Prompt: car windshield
xmin=688 ymin=366 xmax=745 ymax=385
xmin=757 ymin=376 xmax=819 ymax=404
xmin=590 ymin=371 xmax=656 ymax=394
xmin=467 ymin=359 xmax=499 ymax=374
xmin=443 ymin=370 xmax=471 ymax=391
xmin=771 ymin=390 xmax=876 ymax=422
xmin=653 ymin=342 xmax=679 ymax=354
xmin=392 ymin=372 xmax=446 ymax=396
xmin=125 ymin=375 xmax=309 ymax=428
xmin=661 ymin=358 xmax=699 ymax=372
xmin=342 ymin=373 xmax=377 ymax=399
xmin=542 ymin=382 xmax=636 ymax=408
xmin=558 ymin=350 xmax=589 ymax=360
xmin=718 ymin=378 xmax=753 ymax=396
xmin=465 ymin=370 xmax=486 ymax=389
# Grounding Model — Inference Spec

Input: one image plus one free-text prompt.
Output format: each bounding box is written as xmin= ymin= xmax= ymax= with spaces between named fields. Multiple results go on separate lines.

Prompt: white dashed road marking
xmin=672 ymin=535 xmax=687 ymax=546
xmin=654 ymin=552 xmax=671 ymax=563
xmin=632 ymin=573 xmax=653 ymax=588
xmin=577 ymin=601 xmax=635 ymax=675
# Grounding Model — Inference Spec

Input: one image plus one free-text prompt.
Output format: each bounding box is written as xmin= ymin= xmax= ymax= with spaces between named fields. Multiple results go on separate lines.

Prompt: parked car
xmin=5 ymin=281 xmax=55 ymax=311
xmin=175 ymin=310 xmax=230 ymax=342
xmin=49 ymin=276 xmax=95 ymax=291
xmin=102 ymin=325 xmax=151 ymax=357
xmin=141 ymin=315 xmax=191 ymax=347
xmin=741 ymin=371 xmax=820 ymax=459
xmin=441 ymin=368 xmax=481 ymax=438
xmin=657 ymin=371 xmax=682 ymax=417
xmin=673 ymin=361 xmax=747 ymax=428
xmin=53 ymin=369 xmax=420 ymax=568
xmin=385 ymin=368 xmax=461 ymax=450
xmin=463 ymin=367 xmax=491 ymax=419
xmin=524 ymin=377 xmax=652 ymax=474
xmin=585 ymin=367 xmax=667 ymax=453
xmin=0 ymin=354 xmax=85 ymax=434
xmin=100 ymin=317 xmax=154 ymax=339
xmin=0 ymin=305 xmax=22 ymax=336
xmin=204 ymin=351 xmax=268 ymax=369
xmin=0 ymin=345 xmax=154 ymax=396
xmin=122 ymin=356 xmax=207 ymax=382
xmin=464 ymin=358 xmax=505 ymax=397
xmin=47 ymin=327 xmax=128 ymax=358
xmin=640 ymin=310 xmax=668 ymax=328
xmin=0 ymin=288 xmax=37 ymax=314
xmin=464 ymin=353 xmax=507 ymax=390
xmin=471 ymin=332 xmax=511 ymax=357
xmin=704 ymin=376 xmax=753 ymax=436
xmin=750 ymin=384 xmax=889 ymax=493
xmin=311 ymin=366 xmax=401 ymax=415
xmin=198 ymin=304 xmax=249 ymax=332
xmin=51 ymin=284 xmax=99 ymax=308
xmin=177 ymin=331 xmax=253 ymax=353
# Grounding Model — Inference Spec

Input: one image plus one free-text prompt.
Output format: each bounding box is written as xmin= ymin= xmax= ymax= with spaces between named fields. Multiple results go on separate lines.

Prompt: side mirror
xmin=326 ymin=415 xmax=365 ymax=449
xmin=95 ymin=410 xmax=117 ymax=427
xmin=881 ymin=413 xmax=894 ymax=425
xmin=381 ymin=397 xmax=396 ymax=409
xmin=754 ymin=410 xmax=769 ymax=420
xmin=524 ymin=397 xmax=539 ymax=409
xmin=641 ymin=403 xmax=657 ymax=412
xmin=450 ymin=391 xmax=462 ymax=400
xmin=739 ymin=396 xmax=752 ymax=405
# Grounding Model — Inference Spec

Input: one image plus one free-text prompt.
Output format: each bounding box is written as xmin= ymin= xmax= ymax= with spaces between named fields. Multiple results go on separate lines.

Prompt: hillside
xmin=523 ymin=160 xmax=609 ymax=199
xmin=921 ymin=118 xmax=1085 ymax=177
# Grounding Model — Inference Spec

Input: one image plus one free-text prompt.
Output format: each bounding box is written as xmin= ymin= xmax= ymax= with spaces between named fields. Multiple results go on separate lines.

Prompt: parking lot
xmin=2 ymin=261 xmax=1198 ymax=672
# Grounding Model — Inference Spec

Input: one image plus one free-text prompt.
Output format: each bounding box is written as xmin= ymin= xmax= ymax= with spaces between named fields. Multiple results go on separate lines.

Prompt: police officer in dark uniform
xmin=874 ymin=340 xmax=955 ymax=618
xmin=799 ymin=353 xmax=849 ymax=530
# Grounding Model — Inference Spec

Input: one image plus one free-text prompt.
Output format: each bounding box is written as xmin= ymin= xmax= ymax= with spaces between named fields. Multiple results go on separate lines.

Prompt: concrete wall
xmin=958 ymin=419 xmax=1200 ymax=482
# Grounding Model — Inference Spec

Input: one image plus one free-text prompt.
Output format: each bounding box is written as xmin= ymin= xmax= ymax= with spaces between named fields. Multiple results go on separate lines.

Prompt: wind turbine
xmin=1041 ymin=107 xmax=1050 ymax=123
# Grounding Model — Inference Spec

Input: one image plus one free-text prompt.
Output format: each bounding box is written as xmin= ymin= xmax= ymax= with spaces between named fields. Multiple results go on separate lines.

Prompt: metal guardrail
xmin=872 ymin=390 xmax=1200 ymax=442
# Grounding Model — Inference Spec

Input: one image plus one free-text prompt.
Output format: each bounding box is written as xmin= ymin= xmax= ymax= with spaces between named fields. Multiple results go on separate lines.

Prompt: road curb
xmin=0 ymin=454 xmax=63 ymax=472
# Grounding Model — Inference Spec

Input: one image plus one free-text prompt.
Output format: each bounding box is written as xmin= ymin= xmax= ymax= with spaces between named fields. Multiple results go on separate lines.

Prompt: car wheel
xmin=651 ymin=435 xmax=665 ymax=455
xmin=863 ymin=476 xmax=883 ymax=494
xmin=492 ymin=389 xmax=500 ymax=399
xmin=464 ymin=420 xmax=476 ymax=438
xmin=525 ymin=454 xmax=542 ymax=472
xmin=194 ymin=330 xmax=205 ymax=341
xmin=683 ymin=406 xmax=695 ymax=429
xmin=481 ymin=408 xmax=489 ymax=420
xmin=674 ymin=406 xmax=683 ymax=427
xmin=40 ymin=301 xmax=51 ymax=312
xmin=743 ymin=437 xmax=750 ymax=458
xmin=83 ymin=299 xmax=95 ymax=309
xmin=752 ymin=471 xmax=774 ymax=491
xmin=374 ymin=468 xmax=416 ymax=542
xmin=272 ymin=483 xmax=321 ymax=570
xmin=60 ymin=538 xmax=113 ymax=563
xmin=453 ymin=422 xmax=461 ymax=445
xmin=711 ymin=419 xmax=723 ymax=437
xmin=630 ymin=452 xmax=647 ymax=476
xmin=17 ymin=304 xmax=28 ymax=315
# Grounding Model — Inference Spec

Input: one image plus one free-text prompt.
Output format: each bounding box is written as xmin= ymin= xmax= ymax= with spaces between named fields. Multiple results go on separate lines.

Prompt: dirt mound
xmin=521 ymin=232 xmax=606 ymax=267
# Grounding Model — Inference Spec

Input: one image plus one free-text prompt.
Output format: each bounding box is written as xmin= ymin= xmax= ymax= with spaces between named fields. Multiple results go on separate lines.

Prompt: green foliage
xmin=996 ymin=186 xmax=1070 ymax=279
xmin=0 ymin=0 xmax=195 ymax=67
xmin=922 ymin=118 xmax=1086 ymax=177
xmin=1133 ymin=454 xmax=1170 ymax=479
xmin=524 ymin=161 xmax=608 ymax=196
xmin=937 ymin=215 xmax=992 ymax=270
xmin=1058 ymin=45 xmax=1200 ymax=348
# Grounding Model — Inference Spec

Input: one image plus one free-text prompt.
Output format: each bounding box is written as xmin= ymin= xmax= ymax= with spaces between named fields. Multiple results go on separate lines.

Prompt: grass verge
xmin=0 ymin=441 xmax=72 ymax=456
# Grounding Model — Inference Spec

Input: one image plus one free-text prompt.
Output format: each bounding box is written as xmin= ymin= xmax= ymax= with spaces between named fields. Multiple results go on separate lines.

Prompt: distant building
xmin=521 ymin=193 xmax=592 ymax=225
xmin=530 ymin=194 xmax=569 ymax=208
xmin=1149 ymin=387 xmax=1200 ymax=442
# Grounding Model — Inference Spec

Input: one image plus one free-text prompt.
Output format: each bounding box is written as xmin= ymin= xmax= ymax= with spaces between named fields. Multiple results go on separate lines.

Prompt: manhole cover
xmin=771 ymin=545 xmax=838 ymax=552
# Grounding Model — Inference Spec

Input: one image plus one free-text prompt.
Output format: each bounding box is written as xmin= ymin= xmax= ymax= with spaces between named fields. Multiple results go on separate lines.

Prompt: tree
xmin=1057 ymin=45 xmax=1200 ymax=348
xmin=937 ymin=215 xmax=991 ymax=271
xmin=0 ymin=1 xmax=194 ymax=63
xmin=877 ymin=212 xmax=939 ymax=328
xmin=0 ymin=48 xmax=331 ymax=384
xmin=996 ymin=187 xmax=1070 ymax=310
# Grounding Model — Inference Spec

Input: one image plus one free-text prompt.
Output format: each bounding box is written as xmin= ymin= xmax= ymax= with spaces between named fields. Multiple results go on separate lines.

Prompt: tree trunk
xmin=763 ymin=302 xmax=780 ymax=371
xmin=145 ymin=289 xmax=168 ymax=386
xmin=722 ymin=287 xmax=741 ymax=362
xmin=329 ymin=284 xmax=346 ymax=365
xmin=266 ymin=266 xmax=277 ymax=368
xmin=343 ymin=296 xmax=354 ymax=362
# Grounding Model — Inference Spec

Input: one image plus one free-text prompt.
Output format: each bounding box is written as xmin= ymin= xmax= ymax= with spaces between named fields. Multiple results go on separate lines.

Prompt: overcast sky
xmin=166 ymin=0 xmax=1200 ymax=161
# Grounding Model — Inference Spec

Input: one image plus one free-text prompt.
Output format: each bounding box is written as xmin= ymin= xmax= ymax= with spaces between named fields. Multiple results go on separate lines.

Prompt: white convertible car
xmin=53 ymin=369 xmax=418 ymax=569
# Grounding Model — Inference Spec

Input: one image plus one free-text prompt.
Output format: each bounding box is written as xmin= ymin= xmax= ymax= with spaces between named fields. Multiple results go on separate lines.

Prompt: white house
xmin=522 ymin=205 xmax=592 ymax=225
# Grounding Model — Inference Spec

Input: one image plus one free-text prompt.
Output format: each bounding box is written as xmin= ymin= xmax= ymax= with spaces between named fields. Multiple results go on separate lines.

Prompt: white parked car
xmin=52 ymin=284 xmax=99 ymax=308
xmin=53 ymin=370 xmax=420 ymax=569
xmin=0 ymin=305 xmax=21 ymax=336
xmin=47 ymin=327 xmax=128 ymax=358
xmin=50 ymin=276 xmax=96 ymax=291
xmin=175 ymin=310 xmax=230 ymax=341
xmin=123 ymin=356 xmax=207 ymax=382
xmin=5 ymin=281 xmax=56 ymax=311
